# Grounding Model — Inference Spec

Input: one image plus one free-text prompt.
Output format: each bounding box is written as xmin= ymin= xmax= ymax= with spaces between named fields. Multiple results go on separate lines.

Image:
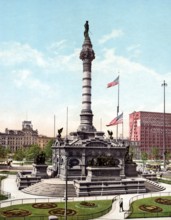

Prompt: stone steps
xmin=22 ymin=181 xmax=77 ymax=197
xmin=145 ymin=179 xmax=165 ymax=192
xmin=21 ymin=177 xmax=164 ymax=197
xmin=16 ymin=171 xmax=41 ymax=190
xmin=74 ymin=178 xmax=147 ymax=196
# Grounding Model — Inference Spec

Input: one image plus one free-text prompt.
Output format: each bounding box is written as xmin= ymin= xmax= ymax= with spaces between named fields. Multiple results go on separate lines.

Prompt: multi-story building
xmin=37 ymin=135 xmax=52 ymax=149
xmin=129 ymin=111 xmax=171 ymax=158
xmin=0 ymin=121 xmax=53 ymax=152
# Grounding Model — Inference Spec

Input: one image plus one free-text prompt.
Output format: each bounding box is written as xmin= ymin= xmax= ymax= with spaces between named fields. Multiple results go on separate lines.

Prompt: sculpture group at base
xmin=34 ymin=151 xmax=46 ymax=165
xmin=88 ymin=156 xmax=119 ymax=167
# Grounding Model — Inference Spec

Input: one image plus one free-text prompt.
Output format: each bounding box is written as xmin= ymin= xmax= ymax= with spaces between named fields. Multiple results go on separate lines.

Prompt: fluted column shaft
xmin=78 ymin=37 xmax=96 ymax=132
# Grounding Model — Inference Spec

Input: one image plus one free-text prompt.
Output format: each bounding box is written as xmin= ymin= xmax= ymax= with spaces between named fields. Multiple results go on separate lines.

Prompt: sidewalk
xmin=1 ymin=175 xmax=47 ymax=199
xmin=1 ymin=175 xmax=171 ymax=220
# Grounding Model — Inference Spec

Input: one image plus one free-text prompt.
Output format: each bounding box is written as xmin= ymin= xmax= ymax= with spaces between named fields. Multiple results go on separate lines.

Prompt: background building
xmin=37 ymin=135 xmax=52 ymax=149
xmin=0 ymin=121 xmax=53 ymax=152
xmin=129 ymin=111 xmax=171 ymax=158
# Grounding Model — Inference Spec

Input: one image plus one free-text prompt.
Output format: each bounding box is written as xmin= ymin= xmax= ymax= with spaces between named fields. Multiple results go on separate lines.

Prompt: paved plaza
xmin=1 ymin=175 xmax=171 ymax=219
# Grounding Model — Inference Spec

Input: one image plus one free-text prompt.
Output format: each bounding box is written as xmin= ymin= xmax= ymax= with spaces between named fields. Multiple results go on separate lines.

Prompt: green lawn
xmin=158 ymin=178 xmax=171 ymax=184
xmin=0 ymin=200 xmax=112 ymax=220
xmin=128 ymin=196 xmax=171 ymax=218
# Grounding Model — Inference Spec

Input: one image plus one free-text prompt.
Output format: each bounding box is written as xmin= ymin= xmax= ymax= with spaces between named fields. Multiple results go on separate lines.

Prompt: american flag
xmin=107 ymin=75 xmax=119 ymax=88
xmin=106 ymin=112 xmax=123 ymax=126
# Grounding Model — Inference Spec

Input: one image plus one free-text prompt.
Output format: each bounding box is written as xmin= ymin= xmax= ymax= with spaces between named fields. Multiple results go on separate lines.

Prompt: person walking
xmin=119 ymin=198 xmax=124 ymax=212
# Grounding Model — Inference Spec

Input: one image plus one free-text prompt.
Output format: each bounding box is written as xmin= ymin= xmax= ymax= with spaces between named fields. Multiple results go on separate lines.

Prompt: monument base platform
xmin=73 ymin=166 xmax=145 ymax=196
xmin=74 ymin=178 xmax=147 ymax=197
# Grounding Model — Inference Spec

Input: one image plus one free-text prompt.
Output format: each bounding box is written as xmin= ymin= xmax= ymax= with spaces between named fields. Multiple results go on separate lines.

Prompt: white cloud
xmin=0 ymin=42 xmax=82 ymax=76
xmin=48 ymin=48 xmax=81 ymax=72
xmin=1 ymin=42 xmax=171 ymax=138
xmin=99 ymin=29 xmax=124 ymax=44
xmin=91 ymin=48 xmax=171 ymax=138
xmin=0 ymin=42 xmax=47 ymax=68
xmin=48 ymin=40 xmax=67 ymax=53
xmin=13 ymin=69 xmax=53 ymax=97
xmin=13 ymin=69 xmax=32 ymax=87
xmin=127 ymin=44 xmax=141 ymax=52
xmin=126 ymin=44 xmax=142 ymax=59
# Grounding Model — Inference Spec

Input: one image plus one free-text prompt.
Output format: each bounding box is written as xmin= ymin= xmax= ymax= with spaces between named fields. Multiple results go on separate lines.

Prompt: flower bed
xmin=80 ymin=201 xmax=97 ymax=207
xmin=155 ymin=197 xmax=171 ymax=205
xmin=32 ymin=203 xmax=57 ymax=209
xmin=139 ymin=205 xmax=162 ymax=213
xmin=1 ymin=209 xmax=31 ymax=217
xmin=49 ymin=208 xmax=77 ymax=216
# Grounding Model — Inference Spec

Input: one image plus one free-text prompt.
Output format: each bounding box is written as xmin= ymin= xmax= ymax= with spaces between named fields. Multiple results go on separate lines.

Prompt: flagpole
xmin=116 ymin=75 xmax=120 ymax=140
xmin=66 ymin=107 xmax=68 ymax=140
xmin=122 ymin=121 xmax=124 ymax=140
xmin=54 ymin=114 xmax=56 ymax=138
xmin=65 ymin=106 xmax=68 ymax=220
xmin=100 ymin=118 xmax=102 ymax=131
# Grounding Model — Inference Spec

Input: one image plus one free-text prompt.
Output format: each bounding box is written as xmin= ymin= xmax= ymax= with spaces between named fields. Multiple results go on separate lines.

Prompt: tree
xmin=141 ymin=151 xmax=148 ymax=162
xmin=165 ymin=150 xmax=171 ymax=164
xmin=25 ymin=144 xmax=41 ymax=161
xmin=129 ymin=146 xmax=135 ymax=159
xmin=141 ymin=151 xmax=148 ymax=171
xmin=13 ymin=148 xmax=26 ymax=161
xmin=44 ymin=139 xmax=54 ymax=162
xmin=0 ymin=146 xmax=8 ymax=159
xmin=5 ymin=147 xmax=11 ymax=155
xmin=151 ymin=147 xmax=160 ymax=161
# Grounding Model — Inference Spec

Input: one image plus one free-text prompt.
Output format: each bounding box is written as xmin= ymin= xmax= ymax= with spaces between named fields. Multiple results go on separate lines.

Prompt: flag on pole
xmin=107 ymin=75 xmax=119 ymax=88
xmin=106 ymin=112 xmax=123 ymax=126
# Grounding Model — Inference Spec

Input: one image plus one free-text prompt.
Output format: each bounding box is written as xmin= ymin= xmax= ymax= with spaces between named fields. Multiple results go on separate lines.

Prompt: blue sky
xmin=0 ymin=0 xmax=171 ymax=138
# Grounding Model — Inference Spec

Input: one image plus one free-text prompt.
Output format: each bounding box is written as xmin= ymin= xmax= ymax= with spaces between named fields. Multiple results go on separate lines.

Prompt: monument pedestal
xmin=125 ymin=163 xmax=137 ymax=177
xmin=32 ymin=164 xmax=48 ymax=178
xmin=86 ymin=166 xmax=122 ymax=181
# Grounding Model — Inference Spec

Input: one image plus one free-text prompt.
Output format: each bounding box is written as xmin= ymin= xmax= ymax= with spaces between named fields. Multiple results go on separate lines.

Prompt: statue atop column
xmin=80 ymin=21 xmax=95 ymax=62
xmin=84 ymin=21 xmax=89 ymax=38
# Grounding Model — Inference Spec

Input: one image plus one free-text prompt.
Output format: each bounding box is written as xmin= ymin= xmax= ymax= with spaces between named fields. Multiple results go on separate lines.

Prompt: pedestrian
xmin=119 ymin=198 xmax=124 ymax=212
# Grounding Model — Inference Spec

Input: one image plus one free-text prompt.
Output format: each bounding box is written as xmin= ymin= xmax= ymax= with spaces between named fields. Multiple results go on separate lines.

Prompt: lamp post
xmin=65 ymin=157 xmax=68 ymax=220
xmin=161 ymin=80 xmax=167 ymax=170
xmin=64 ymin=142 xmax=68 ymax=220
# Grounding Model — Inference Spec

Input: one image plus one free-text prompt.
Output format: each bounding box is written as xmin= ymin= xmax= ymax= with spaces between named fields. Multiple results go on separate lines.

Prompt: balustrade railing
xmin=0 ymin=195 xmax=119 ymax=220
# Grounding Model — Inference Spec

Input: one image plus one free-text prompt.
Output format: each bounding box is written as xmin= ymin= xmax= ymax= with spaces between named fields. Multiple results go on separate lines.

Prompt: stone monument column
xmin=78 ymin=21 xmax=96 ymax=133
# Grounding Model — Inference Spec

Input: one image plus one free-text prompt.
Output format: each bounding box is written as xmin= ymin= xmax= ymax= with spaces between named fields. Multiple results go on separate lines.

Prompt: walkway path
xmin=1 ymin=175 xmax=171 ymax=220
